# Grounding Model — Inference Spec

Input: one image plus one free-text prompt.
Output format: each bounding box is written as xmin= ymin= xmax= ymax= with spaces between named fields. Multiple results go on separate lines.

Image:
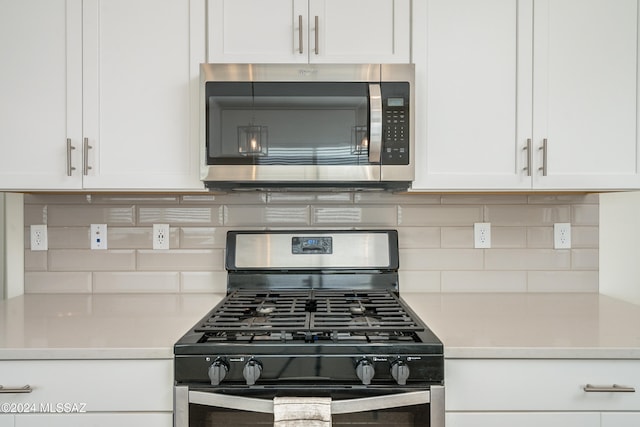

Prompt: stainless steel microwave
xmin=200 ymin=63 xmax=414 ymax=191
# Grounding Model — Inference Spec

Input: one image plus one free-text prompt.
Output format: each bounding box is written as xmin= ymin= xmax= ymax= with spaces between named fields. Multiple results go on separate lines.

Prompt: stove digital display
xmin=292 ymin=236 xmax=333 ymax=254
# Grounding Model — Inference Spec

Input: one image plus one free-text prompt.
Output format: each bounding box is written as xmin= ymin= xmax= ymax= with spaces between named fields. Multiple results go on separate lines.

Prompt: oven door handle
xmin=188 ymin=389 xmax=433 ymax=414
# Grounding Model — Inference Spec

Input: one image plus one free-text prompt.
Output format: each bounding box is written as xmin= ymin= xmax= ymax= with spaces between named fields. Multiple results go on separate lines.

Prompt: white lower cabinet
xmin=14 ymin=414 xmax=171 ymax=427
xmin=0 ymin=359 xmax=172 ymax=425
xmin=447 ymin=412 xmax=599 ymax=427
xmin=446 ymin=359 xmax=640 ymax=426
xmin=0 ymin=416 xmax=14 ymax=427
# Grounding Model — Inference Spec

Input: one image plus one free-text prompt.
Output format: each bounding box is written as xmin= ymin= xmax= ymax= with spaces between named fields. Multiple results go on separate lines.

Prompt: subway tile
xmin=355 ymin=192 xmax=440 ymax=205
xmin=397 ymin=227 xmax=440 ymax=248
xmin=92 ymin=195 xmax=179 ymax=204
xmin=138 ymin=206 xmax=223 ymax=226
xmin=398 ymin=205 xmax=483 ymax=226
xmin=93 ymin=272 xmax=180 ymax=293
xmin=441 ymin=227 xmax=473 ymax=248
xmin=268 ymin=192 xmax=353 ymax=204
xmin=48 ymin=205 xmax=135 ymax=226
xmin=182 ymin=193 xmax=267 ymax=204
xmin=312 ymin=205 xmax=397 ymax=226
xmin=572 ymin=204 xmax=599 ymax=225
xmin=528 ymin=271 xmax=599 ymax=292
xmin=527 ymin=194 xmax=598 ymax=204
xmin=25 ymin=272 xmax=92 ymax=293
xmin=485 ymin=205 xmax=571 ymax=226
xmin=24 ymin=194 xmax=89 ymax=205
xmin=492 ymin=226 xmax=527 ymax=248
xmin=400 ymin=249 xmax=484 ymax=270
xmin=527 ymin=227 xmax=554 ymax=248
xmin=180 ymin=227 xmax=227 ymax=249
xmin=441 ymin=271 xmax=527 ymax=292
xmin=398 ymin=271 xmax=441 ymax=292
xmin=224 ymin=205 xmax=310 ymax=226
xmin=48 ymin=250 xmax=136 ymax=272
xmin=24 ymin=205 xmax=47 ymax=225
xmin=45 ymin=227 xmax=90 ymax=249
xmin=441 ymin=195 xmax=528 ymax=205
xmin=24 ymin=250 xmax=47 ymax=271
xmin=181 ymin=271 xmax=228 ymax=293
xmin=572 ymin=226 xmax=599 ymax=248
xmin=485 ymin=249 xmax=571 ymax=270
xmin=137 ymin=249 xmax=224 ymax=271
xmin=572 ymin=249 xmax=599 ymax=270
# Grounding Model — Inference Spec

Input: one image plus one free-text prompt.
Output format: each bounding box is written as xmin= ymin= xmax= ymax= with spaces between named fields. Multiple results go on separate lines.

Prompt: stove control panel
xmin=180 ymin=354 xmax=443 ymax=387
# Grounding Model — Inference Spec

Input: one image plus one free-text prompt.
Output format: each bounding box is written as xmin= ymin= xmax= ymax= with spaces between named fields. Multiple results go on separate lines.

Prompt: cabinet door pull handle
xmin=298 ymin=15 xmax=303 ymax=54
xmin=314 ymin=15 xmax=319 ymax=55
xmin=523 ymin=138 xmax=532 ymax=176
xmin=0 ymin=384 xmax=33 ymax=394
xmin=583 ymin=384 xmax=636 ymax=393
xmin=66 ymin=138 xmax=76 ymax=176
xmin=538 ymin=138 xmax=548 ymax=176
xmin=83 ymin=137 xmax=93 ymax=175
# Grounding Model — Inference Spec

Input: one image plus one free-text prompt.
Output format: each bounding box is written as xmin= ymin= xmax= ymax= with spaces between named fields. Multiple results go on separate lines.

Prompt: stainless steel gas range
xmin=174 ymin=230 xmax=444 ymax=427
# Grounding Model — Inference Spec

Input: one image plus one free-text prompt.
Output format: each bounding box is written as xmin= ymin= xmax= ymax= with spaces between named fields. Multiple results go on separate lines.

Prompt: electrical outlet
xmin=90 ymin=224 xmax=108 ymax=250
xmin=474 ymin=222 xmax=491 ymax=248
xmin=554 ymin=223 xmax=571 ymax=249
xmin=30 ymin=224 xmax=48 ymax=251
xmin=153 ymin=224 xmax=170 ymax=250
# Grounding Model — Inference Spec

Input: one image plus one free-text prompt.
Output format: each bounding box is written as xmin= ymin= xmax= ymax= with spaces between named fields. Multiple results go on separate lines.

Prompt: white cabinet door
xmin=208 ymin=0 xmax=410 ymax=64
xmin=412 ymin=0 xmax=532 ymax=190
xmin=532 ymin=0 xmax=640 ymax=190
xmin=0 ymin=0 xmax=83 ymax=190
xmin=81 ymin=0 xmax=204 ymax=190
xmin=601 ymin=413 xmax=640 ymax=427
xmin=447 ymin=413 xmax=599 ymax=427
xmin=15 ymin=413 xmax=171 ymax=427
xmin=0 ymin=416 xmax=14 ymax=427
xmin=307 ymin=0 xmax=410 ymax=64
xmin=208 ymin=0 xmax=309 ymax=63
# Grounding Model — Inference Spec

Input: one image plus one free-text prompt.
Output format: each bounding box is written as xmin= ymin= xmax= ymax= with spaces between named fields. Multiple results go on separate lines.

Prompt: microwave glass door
xmin=206 ymin=82 xmax=373 ymax=166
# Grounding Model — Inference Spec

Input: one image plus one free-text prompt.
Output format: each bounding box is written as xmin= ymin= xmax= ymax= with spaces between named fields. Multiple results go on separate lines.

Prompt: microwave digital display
xmin=387 ymin=98 xmax=404 ymax=107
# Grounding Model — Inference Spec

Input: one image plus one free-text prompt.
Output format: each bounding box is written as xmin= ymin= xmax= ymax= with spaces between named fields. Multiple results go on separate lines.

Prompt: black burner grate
xmin=195 ymin=289 xmax=424 ymax=341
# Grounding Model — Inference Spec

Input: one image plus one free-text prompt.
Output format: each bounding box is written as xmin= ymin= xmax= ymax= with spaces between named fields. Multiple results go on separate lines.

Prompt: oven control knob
xmin=243 ymin=359 xmax=263 ymax=386
xmin=390 ymin=360 xmax=410 ymax=386
xmin=208 ymin=358 xmax=229 ymax=386
xmin=356 ymin=358 xmax=375 ymax=385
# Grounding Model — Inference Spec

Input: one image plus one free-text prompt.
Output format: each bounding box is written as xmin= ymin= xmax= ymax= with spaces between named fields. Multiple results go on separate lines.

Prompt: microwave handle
xmin=368 ymin=83 xmax=383 ymax=164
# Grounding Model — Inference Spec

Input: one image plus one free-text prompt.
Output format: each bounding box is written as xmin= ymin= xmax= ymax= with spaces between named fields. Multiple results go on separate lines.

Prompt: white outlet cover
xmin=153 ymin=224 xmax=170 ymax=250
xmin=30 ymin=224 xmax=48 ymax=251
xmin=90 ymin=224 xmax=108 ymax=250
xmin=474 ymin=222 xmax=491 ymax=248
xmin=554 ymin=223 xmax=571 ymax=249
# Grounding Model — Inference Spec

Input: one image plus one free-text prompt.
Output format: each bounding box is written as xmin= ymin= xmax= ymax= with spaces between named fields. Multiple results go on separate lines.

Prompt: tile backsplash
xmin=23 ymin=193 xmax=599 ymax=294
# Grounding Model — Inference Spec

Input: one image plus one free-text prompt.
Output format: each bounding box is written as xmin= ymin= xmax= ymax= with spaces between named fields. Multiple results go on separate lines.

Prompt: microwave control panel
xmin=380 ymin=82 xmax=410 ymax=165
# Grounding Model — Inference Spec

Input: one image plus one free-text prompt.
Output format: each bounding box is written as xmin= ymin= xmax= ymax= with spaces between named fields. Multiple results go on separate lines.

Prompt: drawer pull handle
xmin=0 ymin=384 xmax=33 ymax=394
xmin=584 ymin=384 xmax=636 ymax=393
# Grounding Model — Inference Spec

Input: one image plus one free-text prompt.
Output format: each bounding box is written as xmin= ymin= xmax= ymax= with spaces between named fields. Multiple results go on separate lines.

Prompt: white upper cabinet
xmin=531 ymin=0 xmax=640 ymax=190
xmin=0 ymin=0 xmax=205 ymax=191
xmin=207 ymin=0 xmax=410 ymax=63
xmin=412 ymin=0 xmax=530 ymax=190
xmin=0 ymin=0 xmax=83 ymax=190
xmin=413 ymin=0 xmax=640 ymax=191
xmin=81 ymin=0 xmax=204 ymax=190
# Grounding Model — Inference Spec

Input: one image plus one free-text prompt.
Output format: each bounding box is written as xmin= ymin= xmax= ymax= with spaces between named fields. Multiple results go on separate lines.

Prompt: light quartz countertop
xmin=1 ymin=292 xmax=640 ymax=360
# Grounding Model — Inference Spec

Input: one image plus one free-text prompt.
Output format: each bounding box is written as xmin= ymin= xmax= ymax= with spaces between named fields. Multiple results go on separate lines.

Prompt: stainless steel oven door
xmin=174 ymin=386 xmax=444 ymax=427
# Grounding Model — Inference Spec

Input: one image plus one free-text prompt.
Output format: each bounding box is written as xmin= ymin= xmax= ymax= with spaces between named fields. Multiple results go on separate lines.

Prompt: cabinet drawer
xmin=0 ymin=360 xmax=172 ymax=412
xmin=446 ymin=359 xmax=640 ymax=411
xmin=14 ymin=413 xmax=172 ymax=427
xmin=446 ymin=412 xmax=599 ymax=427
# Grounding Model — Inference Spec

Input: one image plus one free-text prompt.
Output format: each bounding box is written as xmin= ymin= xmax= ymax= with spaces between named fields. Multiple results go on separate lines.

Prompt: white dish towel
xmin=273 ymin=396 xmax=332 ymax=427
